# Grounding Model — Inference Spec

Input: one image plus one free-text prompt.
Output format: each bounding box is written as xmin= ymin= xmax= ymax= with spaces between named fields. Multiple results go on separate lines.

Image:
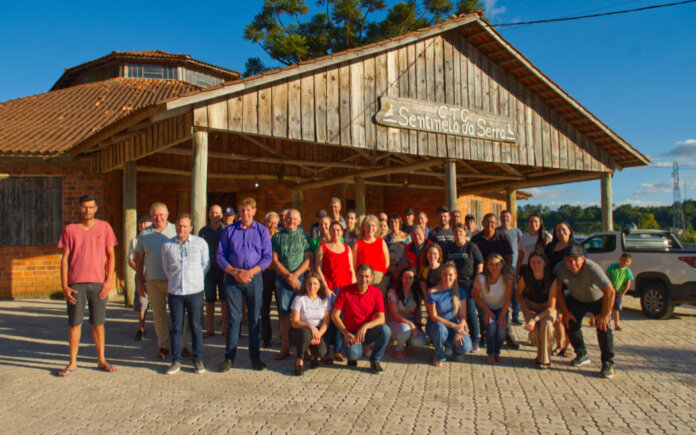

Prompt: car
xmin=580 ymin=229 xmax=696 ymax=319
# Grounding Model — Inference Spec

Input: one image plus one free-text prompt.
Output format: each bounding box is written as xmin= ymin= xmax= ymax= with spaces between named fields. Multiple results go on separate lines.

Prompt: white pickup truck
xmin=580 ymin=229 xmax=696 ymax=319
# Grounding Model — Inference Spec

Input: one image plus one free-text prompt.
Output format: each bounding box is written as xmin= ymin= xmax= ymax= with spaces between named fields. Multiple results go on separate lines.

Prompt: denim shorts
xmin=67 ymin=282 xmax=106 ymax=326
xmin=613 ymin=295 xmax=623 ymax=311
xmin=275 ymin=273 xmax=305 ymax=316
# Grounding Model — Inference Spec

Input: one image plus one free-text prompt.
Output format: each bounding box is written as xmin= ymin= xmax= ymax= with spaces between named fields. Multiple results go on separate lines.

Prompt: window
xmin=490 ymin=202 xmax=504 ymax=220
xmin=467 ymin=199 xmax=484 ymax=226
xmin=182 ymin=68 xmax=223 ymax=88
xmin=582 ymin=235 xmax=616 ymax=253
xmin=78 ymin=64 xmax=119 ymax=84
xmin=0 ymin=177 xmax=62 ymax=246
xmin=126 ymin=64 xmax=177 ymax=80
xmin=624 ymin=232 xmax=674 ymax=251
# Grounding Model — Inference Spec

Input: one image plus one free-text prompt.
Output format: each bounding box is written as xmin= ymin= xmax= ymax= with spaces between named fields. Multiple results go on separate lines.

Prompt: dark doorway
xmin=208 ymin=192 xmax=236 ymax=211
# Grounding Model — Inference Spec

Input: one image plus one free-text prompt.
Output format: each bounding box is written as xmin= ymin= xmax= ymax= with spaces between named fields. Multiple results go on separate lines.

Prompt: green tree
xmin=243 ymin=0 xmax=485 ymax=76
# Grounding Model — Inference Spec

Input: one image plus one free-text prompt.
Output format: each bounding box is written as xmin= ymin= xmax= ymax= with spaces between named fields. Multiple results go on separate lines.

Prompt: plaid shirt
xmin=162 ymin=234 xmax=210 ymax=296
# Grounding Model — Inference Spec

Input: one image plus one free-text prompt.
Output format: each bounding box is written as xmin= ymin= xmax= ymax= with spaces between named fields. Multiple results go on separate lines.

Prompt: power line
xmin=490 ymin=0 xmax=696 ymax=28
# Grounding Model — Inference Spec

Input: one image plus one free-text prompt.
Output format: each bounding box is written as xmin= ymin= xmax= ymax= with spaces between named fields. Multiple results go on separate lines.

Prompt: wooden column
xmin=355 ymin=177 xmax=366 ymax=222
xmin=291 ymin=189 xmax=302 ymax=211
xmin=191 ymin=130 xmax=208 ymax=234
xmin=506 ymin=187 xmax=517 ymax=226
xmin=445 ymin=161 xmax=457 ymax=211
xmin=601 ymin=172 xmax=613 ymax=231
xmin=123 ymin=161 xmax=137 ymax=306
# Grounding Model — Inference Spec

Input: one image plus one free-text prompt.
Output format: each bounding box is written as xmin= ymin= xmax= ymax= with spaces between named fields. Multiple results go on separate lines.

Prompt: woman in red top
xmin=352 ymin=215 xmax=390 ymax=297
xmin=316 ymin=222 xmax=356 ymax=296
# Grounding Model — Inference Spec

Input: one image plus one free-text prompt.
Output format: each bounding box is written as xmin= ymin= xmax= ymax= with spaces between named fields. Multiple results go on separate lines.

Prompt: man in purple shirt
xmin=217 ymin=197 xmax=272 ymax=372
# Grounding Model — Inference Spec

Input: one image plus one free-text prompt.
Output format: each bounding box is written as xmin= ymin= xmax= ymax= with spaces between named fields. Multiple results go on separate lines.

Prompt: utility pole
xmin=673 ymin=162 xmax=686 ymax=234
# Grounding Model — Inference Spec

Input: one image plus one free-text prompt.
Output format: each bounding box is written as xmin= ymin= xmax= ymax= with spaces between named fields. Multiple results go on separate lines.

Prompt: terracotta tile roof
xmin=51 ymin=50 xmax=240 ymax=90
xmin=0 ymin=78 xmax=201 ymax=156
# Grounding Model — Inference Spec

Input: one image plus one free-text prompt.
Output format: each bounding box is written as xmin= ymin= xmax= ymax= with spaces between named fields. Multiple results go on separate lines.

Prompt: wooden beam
xmin=355 ymin=177 xmax=366 ymax=221
xmin=365 ymin=180 xmax=440 ymax=190
xmin=161 ymin=147 xmax=365 ymax=170
xmin=237 ymin=133 xmax=276 ymax=154
xmin=460 ymin=171 xmax=603 ymax=195
xmin=506 ymin=187 xmax=517 ymax=225
xmin=295 ymin=159 xmax=442 ymax=191
xmin=445 ymin=161 xmax=457 ymax=211
xmin=601 ymin=172 xmax=613 ymax=231
xmin=136 ymin=165 xmax=310 ymax=182
xmin=496 ymin=163 xmax=525 ymax=177
xmin=123 ymin=161 xmax=137 ymax=307
xmin=191 ymin=131 xmax=208 ymax=234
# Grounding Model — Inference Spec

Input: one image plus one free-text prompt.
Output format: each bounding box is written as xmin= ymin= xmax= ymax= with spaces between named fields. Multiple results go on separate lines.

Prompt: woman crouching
xmin=473 ymin=254 xmax=513 ymax=364
xmin=289 ymin=272 xmax=332 ymax=376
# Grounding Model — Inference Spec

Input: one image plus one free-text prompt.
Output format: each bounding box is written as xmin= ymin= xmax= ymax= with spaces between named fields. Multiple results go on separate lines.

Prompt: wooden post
xmin=191 ymin=130 xmax=208 ymax=234
xmin=291 ymin=189 xmax=302 ymax=211
xmin=445 ymin=161 xmax=457 ymax=211
xmin=601 ymin=172 xmax=613 ymax=231
xmin=123 ymin=161 xmax=137 ymax=306
xmin=506 ymin=187 xmax=517 ymax=227
xmin=355 ymin=177 xmax=366 ymax=222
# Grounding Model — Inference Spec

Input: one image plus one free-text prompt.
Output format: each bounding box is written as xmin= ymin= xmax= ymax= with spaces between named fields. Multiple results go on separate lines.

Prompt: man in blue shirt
xmin=217 ymin=198 xmax=272 ymax=372
xmin=162 ymin=214 xmax=210 ymax=375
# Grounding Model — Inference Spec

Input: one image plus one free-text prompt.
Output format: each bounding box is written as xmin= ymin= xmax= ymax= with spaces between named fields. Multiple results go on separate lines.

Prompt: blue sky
xmin=1 ymin=0 xmax=694 ymax=209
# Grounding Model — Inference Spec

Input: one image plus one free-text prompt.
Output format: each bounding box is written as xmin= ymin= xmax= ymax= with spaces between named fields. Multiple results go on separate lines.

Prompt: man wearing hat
xmin=553 ymin=243 xmax=617 ymax=378
xmin=222 ymin=207 xmax=236 ymax=226
xmin=428 ymin=205 xmax=455 ymax=252
xmin=402 ymin=208 xmax=416 ymax=235
xmin=128 ymin=215 xmax=152 ymax=340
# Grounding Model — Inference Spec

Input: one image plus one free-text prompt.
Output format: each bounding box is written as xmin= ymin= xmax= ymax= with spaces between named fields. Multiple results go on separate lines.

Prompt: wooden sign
xmin=375 ymin=97 xmax=517 ymax=143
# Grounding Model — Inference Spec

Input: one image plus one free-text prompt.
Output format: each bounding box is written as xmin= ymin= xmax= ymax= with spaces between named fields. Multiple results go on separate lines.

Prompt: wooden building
xmin=0 ymin=14 xmax=648 ymax=301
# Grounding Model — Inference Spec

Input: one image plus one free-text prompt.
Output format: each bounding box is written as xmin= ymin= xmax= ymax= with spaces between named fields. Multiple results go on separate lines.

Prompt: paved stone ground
xmin=1 ymin=296 xmax=694 ymax=434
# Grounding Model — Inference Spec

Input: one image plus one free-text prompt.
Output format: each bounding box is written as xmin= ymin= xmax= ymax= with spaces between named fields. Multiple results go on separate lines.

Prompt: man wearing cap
xmin=199 ymin=204 xmax=227 ymax=338
xmin=553 ymin=243 xmax=617 ymax=378
xmin=128 ymin=215 xmax=152 ymax=341
xmin=465 ymin=214 xmax=479 ymax=239
xmin=428 ymin=206 xmax=455 ymax=252
xmin=402 ymin=208 xmax=416 ymax=235
xmin=222 ymin=207 xmax=236 ymax=226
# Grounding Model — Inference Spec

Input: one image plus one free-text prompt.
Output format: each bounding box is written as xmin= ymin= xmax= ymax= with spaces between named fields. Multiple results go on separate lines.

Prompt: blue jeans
xmin=344 ymin=324 xmax=391 ymax=362
xmin=327 ymin=290 xmax=344 ymax=353
xmin=427 ymin=321 xmax=472 ymax=361
xmin=485 ymin=308 xmax=507 ymax=356
xmin=168 ymin=291 xmax=204 ymax=363
xmin=460 ymin=282 xmax=480 ymax=346
xmin=389 ymin=320 xmax=426 ymax=352
xmin=224 ymin=274 xmax=263 ymax=362
xmin=275 ymin=272 xmax=305 ymax=316
xmin=510 ymin=266 xmax=520 ymax=321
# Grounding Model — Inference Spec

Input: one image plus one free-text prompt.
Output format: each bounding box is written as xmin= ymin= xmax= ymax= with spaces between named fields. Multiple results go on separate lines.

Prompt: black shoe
xmin=370 ymin=361 xmax=384 ymax=374
xmin=134 ymin=329 xmax=145 ymax=341
xmin=294 ymin=365 xmax=304 ymax=376
xmin=252 ymin=360 xmax=267 ymax=371
xmin=504 ymin=337 xmax=520 ymax=350
xmin=310 ymin=359 xmax=320 ymax=369
xmin=511 ymin=318 xmax=523 ymax=326
xmin=218 ymin=360 xmax=234 ymax=373
xmin=600 ymin=363 xmax=614 ymax=379
xmin=347 ymin=360 xmax=358 ymax=367
xmin=571 ymin=353 xmax=591 ymax=367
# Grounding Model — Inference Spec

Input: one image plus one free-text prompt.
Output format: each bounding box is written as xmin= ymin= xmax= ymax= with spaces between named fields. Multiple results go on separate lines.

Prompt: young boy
xmin=606 ymin=253 xmax=634 ymax=331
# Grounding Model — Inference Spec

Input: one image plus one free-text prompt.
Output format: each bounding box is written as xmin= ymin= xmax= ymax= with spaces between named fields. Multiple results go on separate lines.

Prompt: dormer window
xmin=126 ymin=63 xmax=177 ymax=80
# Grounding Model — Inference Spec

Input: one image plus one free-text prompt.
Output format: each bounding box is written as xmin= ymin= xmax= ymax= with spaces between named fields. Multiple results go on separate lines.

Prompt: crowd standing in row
xmin=57 ymin=195 xmax=629 ymax=379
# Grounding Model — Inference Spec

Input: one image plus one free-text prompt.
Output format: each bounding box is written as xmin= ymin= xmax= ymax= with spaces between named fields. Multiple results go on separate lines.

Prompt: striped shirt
xmin=162 ymin=234 xmax=210 ymax=296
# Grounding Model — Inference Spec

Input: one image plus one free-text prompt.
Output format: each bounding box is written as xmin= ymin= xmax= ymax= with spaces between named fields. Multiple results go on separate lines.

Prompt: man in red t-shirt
xmin=56 ymin=195 xmax=117 ymax=376
xmin=331 ymin=264 xmax=391 ymax=373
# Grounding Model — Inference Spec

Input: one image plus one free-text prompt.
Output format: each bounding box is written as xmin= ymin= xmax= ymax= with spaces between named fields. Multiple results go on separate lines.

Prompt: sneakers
xmin=218 ymin=359 xmax=234 ymax=373
xmin=571 ymin=353 xmax=591 ymax=367
xmin=370 ymin=361 xmax=384 ymax=374
xmin=193 ymin=361 xmax=206 ymax=374
xmin=252 ymin=360 xmax=267 ymax=371
xmin=165 ymin=362 xmax=181 ymax=375
xmin=600 ymin=364 xmax=614 ymax=379
xmin=470 ymin=344 xmax=480 ymax=353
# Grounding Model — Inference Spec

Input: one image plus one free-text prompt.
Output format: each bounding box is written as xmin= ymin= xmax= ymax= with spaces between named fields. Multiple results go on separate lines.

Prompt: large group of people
xmin=56 ymin=194 xmax=622 ymax=379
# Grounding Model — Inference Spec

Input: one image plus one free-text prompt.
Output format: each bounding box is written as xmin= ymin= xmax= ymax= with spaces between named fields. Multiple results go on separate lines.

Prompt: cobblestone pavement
xmin=1 ymin=296 xmax=694 ymax=434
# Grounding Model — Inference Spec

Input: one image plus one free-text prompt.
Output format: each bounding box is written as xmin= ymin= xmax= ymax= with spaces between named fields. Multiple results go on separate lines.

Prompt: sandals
xmin=98 ymin=364 xmax=116 ymax=372
xmin=333 ymin=353 xmax=346 ymax=362
xmin=294 ymin=364 xmax=304 ymax=376
xmin=432 ymin=359 xmax=443 ymax=367
xmin=57 ymin=368 xmax=75 ymax=377
xmin=321 ymin=355 xmax=334 ymax=365
xmin=560 ymin=347 xmax=572 ymax=357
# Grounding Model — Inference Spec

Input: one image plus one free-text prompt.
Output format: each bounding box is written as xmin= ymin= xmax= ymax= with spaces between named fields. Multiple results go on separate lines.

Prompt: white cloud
xmin=484 ymin=0 xmax=506 ymax=18
xmin=660 ymin=138 xmax=696 ymax=160
xmin=525 ymin=187 xmax=569 ymax=201
xmin=621 ymin=198 xmax=670 ymax=207
xmin=634 ymin=180 xmax=672 ymax=196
